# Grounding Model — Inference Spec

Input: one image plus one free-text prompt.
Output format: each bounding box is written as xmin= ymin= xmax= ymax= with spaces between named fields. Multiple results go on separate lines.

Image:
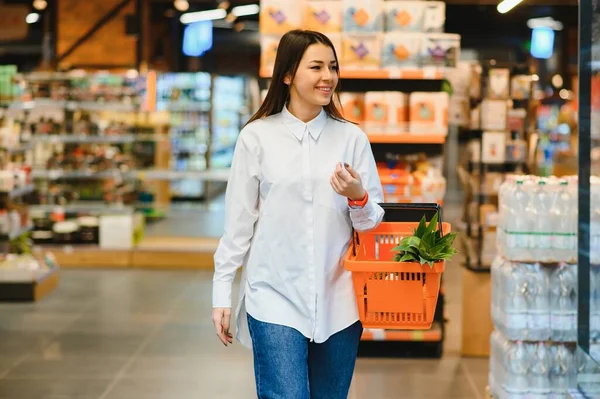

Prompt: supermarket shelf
xmin=1 ymin=184 xmax=36 ymax=199
xmin=1 ymin=143 xmax=34 ymax=154
xmin=0 ymin=265 xmax=59 ymax=302
xmin=368 ymin=134 xmax=447 ymax=144
xmin=32 ymin=169 xmax=124 ymax=180
xmin=9 ymin=100 xmax=137 ymax=112
xmin=361 ymin=322 xmax=443 ymax=342
xmin=30 ymin=202 xmax=135 ymax=214
xmin=2 ymin=223 xmax=34 ymax=240
xmin=259 ymin=67 xmax=446 ymax=80
xmin=28 ymin=134 xmax=165 ymax=144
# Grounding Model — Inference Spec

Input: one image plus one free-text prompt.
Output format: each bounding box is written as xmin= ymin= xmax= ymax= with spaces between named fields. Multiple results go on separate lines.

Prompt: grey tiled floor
xmin=0 ymin=198 xmax=490 ymax=399
xmin=0 ymin=266 xmax=489 ymax=399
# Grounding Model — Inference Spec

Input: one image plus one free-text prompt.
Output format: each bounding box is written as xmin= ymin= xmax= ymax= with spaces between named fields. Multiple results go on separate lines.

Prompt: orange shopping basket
xmin=344 ymin=221 xmax=451 ymax=330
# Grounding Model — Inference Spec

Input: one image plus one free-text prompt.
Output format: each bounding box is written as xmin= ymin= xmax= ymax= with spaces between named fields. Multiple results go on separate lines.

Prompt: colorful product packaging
xmin=384 ymin=1 xmax=426 ymax=32
xmin=422 ymin=1 xmax=445 ymax=32
xmin=305 ymin=1 xmax=343 ymax=32
xmin=342 ymin=0 xmax=384 ymax=33
xmin=421 ymin=33 xmax=460 ymax=68
xmin=381 ymin=32 xmax=422 ymax=69
xmin=259 ymin=0 xmax=304 ymax=34
xmin=409 ymin=92 xmax=449 ymax=135
xmin=341 ymin=34 xmax=382 ymax=70
xmin=260 ymin=35 xmax=282 ymax=77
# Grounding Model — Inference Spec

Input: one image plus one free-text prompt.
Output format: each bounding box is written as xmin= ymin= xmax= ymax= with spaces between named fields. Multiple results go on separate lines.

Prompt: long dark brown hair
xmin=246 ymin=29 xmax=348 ymax=126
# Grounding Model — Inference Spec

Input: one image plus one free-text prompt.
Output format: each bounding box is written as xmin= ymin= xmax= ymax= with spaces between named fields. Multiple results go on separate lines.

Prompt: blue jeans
xmin=247 ymin=313 xmax=363 ymax=399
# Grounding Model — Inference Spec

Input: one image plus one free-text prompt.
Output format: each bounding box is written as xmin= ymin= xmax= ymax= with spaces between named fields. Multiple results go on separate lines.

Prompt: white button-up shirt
xmin=213 ymin=105 xmax=384 ymax=349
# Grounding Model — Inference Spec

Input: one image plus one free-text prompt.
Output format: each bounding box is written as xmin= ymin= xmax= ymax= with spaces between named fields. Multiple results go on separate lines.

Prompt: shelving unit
xmin=0 ymin=146 xmax=59 ymax=302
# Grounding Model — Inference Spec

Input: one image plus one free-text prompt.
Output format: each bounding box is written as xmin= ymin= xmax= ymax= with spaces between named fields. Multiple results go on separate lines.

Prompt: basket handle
xmin=351 ymin=227 xmax=360 ymax=257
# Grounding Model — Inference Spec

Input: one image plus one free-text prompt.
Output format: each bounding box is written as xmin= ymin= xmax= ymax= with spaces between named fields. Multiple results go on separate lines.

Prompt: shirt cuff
xmin=212 ymin=280 xmax=233 ymax=308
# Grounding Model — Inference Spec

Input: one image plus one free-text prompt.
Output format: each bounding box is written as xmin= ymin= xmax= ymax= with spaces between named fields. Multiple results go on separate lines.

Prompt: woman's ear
xmin=283 ymin=75 xmax=291 ymax=85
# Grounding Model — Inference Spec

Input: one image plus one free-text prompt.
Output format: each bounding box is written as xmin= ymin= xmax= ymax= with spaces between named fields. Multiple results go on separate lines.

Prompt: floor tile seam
xmin=460 ymin=359 xmax=484 ymax=399
xmin=96 ymin=280 xmax=195 ymax=399
xmin=0 ymin=273 xmax=139 ymax=380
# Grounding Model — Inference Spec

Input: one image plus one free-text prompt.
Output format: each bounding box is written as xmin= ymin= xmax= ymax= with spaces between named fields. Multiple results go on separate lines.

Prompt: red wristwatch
xmin=347 ymin=191 xmax=369 ymax=209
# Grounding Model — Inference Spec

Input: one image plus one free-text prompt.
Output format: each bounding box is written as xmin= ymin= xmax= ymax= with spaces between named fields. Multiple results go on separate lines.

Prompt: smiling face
xmin=285 ymin=43 xmax=339 ymax=120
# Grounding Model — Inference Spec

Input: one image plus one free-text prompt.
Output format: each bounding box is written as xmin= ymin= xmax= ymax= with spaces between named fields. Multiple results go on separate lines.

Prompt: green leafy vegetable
xmin=392 ymin=212 xmax=457 ymax=268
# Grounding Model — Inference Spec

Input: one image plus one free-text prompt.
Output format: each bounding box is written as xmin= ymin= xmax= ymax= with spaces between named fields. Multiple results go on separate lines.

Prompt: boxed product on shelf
xmin=260 ymin=35 xmax=282 ymax=79
xmin=381 ymin=32 xmax=422 ymax=69
xmin=481 ymin=99 xmax=508 ymax=131
xmin=488 ymin=68 xmax=511 ymax=100
xmin=338 ymin=92 xmax=365 ymax=124
xmin=259 ymin=0 xmax=304 ymax=34
xmin=304 ymin=1 xmax=343 ymax=32
xmin=511 ymin=75 xmax=533 ymax=100
xmin=481 ymin=131 xmax=507 ymax=164
xmin=0 ymin=254 xmax=52 ymax=282
xmin=420 ymin=33 xmax=460 ymax=68
xmin=342 ymin=0 xmax=384 ymax=33
xmin=408 ymin=92 xmax=448 ymax=135
xmin=383 ymin=1 xmax=426 ymax=32
xmin=448 ymin=95 xmax=470 ymax=127
xmin=364 ymin=92 xmax=389 ymax=133
xmin=341 ymin=34 xmax=382 ymax=70
xmin=327 ymin=32 xmax=343 ymax=57
xmin=422 ymin=1 xmax=446 ymax=33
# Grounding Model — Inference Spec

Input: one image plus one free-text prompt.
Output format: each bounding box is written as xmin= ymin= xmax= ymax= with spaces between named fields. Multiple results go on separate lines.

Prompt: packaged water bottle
xmin=531 ymin=180 xmax=554 ymax=262
xmin=491 ymin=257 xmax=504 ymax=330
xmin=498 ymin=176 xmax=516 ymax=256
xmin=529 ymin=341 xmax=551 ymax=398
xmin=524 ymin=263 xmax=550 ymax=341
xmin=550 ymin=264 xmax=578 ymax=342
xmin=506 ymin=180 xmax=532 ymax=261
xmin=552 ymin=180 xmax=577 ymax=263
xmin=504 ymin=262 xmax=528 ymax=340
xmin=505 ymin=340 xmax=531 ymax=396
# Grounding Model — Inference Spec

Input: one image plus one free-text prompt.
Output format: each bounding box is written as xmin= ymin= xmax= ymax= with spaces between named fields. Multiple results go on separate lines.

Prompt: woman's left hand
xmin=330 ymin=163 xmax=366 ymax=201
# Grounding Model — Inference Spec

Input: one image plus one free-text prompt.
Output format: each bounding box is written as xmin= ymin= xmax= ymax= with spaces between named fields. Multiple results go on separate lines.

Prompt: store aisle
xmin=0 ymin=260 xmax=488 ymax=399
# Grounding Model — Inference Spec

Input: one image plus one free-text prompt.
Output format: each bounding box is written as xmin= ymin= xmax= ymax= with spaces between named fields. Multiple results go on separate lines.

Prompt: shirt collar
xmin=281 ymin=105 xmax=327 ymax=141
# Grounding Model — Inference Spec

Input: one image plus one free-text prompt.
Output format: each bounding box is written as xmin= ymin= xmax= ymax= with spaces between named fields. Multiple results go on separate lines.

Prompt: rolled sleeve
xmin=349 ymin=133 xmax=384 ymax=232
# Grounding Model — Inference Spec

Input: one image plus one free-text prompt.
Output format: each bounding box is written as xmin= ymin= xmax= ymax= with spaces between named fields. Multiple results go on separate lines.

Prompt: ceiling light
xmin=174 ymin=0 xmax=189 ymax=12
xmin=527 ymin=17 xmax=564 ymax=31
xmin=532 ymin=74 xmax=540 ymax=82
xmin=497 ymin=0 xmax=523 ymax=14
xmin=25 ymin=13 xmax=40 ymax=24
xmin=559 ymin=89 xmax=570 ymax=100
xmin=33 ymin=0 xmax=47 ymax=11
xmin=180 ymin=9 xmax=227 ymax=24
xmin=231 ymin=4 xmax=260 ymax=17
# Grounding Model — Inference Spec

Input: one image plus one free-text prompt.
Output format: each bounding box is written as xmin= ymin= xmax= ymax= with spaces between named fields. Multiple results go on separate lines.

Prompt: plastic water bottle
xmin=550 ymin=264 xmax=578 ymax=342
xmin=552 ymin=180 xmax=577 ymax=263
xmin=505 ymin=340 xmax=531 ymax=396
xmin=498 ymin=176 xmax=516 ymax=256
xmin=531 ymin=180 xmax=554 ymax=262
xmin=504 ymin=262 xmax=528 ymax=340
xmin=491 ymin=256 xmax=504 ymax=331
xmin=529 ymin=341 xmax=551 ymax=398
xmin=524 ymin=263 xmax=550 ymax=341
xmin=506 ymin=180 xmax=532 ymax=261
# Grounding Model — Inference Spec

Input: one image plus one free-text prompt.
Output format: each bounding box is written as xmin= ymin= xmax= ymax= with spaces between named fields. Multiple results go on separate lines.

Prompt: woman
xmin=212 ymin=29 xmax=384 ymax=399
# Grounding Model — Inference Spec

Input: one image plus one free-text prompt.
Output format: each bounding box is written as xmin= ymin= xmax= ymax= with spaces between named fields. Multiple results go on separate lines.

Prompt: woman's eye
xmin=311 ymin=66 xmax=320 ymax=70
xmin=330 ymin=66 xmax=338 ymax=71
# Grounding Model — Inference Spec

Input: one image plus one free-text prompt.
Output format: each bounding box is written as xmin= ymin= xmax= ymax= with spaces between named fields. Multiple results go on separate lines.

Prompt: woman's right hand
xmin=212 ymin=307 xmax=233 ymax=346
